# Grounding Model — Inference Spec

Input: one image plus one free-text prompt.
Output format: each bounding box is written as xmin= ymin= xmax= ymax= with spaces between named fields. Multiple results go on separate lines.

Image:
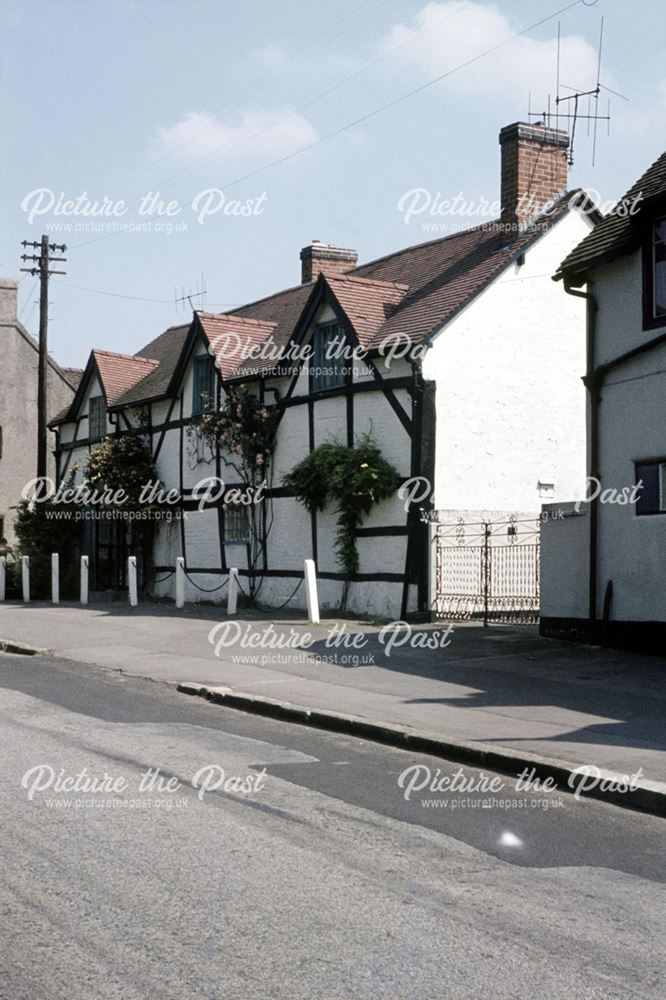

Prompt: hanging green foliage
xmin=283 ymin=436 xmax=400 ymax=578
xmin=14 ymin=477 xmax=81 ymax=599
xmin=85 ymin=432 xmax=158 ymax=508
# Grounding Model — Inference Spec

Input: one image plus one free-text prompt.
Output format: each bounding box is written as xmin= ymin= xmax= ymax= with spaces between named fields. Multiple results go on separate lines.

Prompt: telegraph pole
xmin=20 ymin=235 xmax=67 ymax=478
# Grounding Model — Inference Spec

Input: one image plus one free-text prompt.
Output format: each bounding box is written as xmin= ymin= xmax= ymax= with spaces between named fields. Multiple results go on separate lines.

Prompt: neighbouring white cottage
xmin=51 ymin=121 xmax=598 ymax=619
xmin=541 ymin=149 xmax=666 ymax=654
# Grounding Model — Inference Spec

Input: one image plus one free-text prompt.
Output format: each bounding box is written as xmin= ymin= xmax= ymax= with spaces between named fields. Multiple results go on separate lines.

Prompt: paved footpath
xmin=1 ymin=601 xmax=664 ymax=795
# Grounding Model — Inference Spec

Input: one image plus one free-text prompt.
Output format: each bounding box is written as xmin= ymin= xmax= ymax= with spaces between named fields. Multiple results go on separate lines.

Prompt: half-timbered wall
xmin=56 ymin=374 xmax=107 ymax=485
xmin=149 ymin=308 xmax=420 ymax=617
xmin=54 ymin=207 xmax=595 ymax=618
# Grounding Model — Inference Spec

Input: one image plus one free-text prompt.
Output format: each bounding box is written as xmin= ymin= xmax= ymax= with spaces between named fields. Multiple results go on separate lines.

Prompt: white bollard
xmin=51 ymin=553 xmax=60 ymax=605
xmin=80 ymin=555 xmax=89 ymax=606
xmin=304 ymin=559 xmax=320 ymax=624
xmin=227 ymin=567 xmax=239 ymax=616
xmin=21 ymin=556 xmax=30 ymax=604
xmin=0 ymin=556 xmax=5 ymax=602
xmin=128 ymin=556 xmax=138 ymax=607
xmin=175 ymin=556 xmax=185 ymax=609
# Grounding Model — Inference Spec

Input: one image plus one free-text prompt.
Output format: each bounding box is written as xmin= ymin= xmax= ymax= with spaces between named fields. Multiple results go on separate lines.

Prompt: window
xmin=644 ymin=217 xmax=666 ymax=328
xmin=0 ymin=425 xmax=3 ymax=459
xmin=192 ymin=355 xmax=216 ymax=415
xmin=312 ymin=322 xmax=348 ymax=392
xmin=635 ymin=460 xmax=666 ymax=515
xmin=89 ymin=396 xmax=106 ymax=442
xmin=224 ymin=505 xmax=249 ymax=543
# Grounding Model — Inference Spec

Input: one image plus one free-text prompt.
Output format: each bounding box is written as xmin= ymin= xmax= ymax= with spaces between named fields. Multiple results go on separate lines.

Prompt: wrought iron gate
xmin=433 ymin=515 xmax=540 ymax=624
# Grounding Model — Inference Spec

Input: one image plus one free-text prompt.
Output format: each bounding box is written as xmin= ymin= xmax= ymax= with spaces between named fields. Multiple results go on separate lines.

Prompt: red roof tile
xmin=197 ymin=313 xmax=278 ymax=378
xmin=92 ymin=350 xmax=159 ymax=404
xmin=60 ymin=190 xmax=587 ymax=418
xmin=324 ymin=275 xmax=408 ymax=346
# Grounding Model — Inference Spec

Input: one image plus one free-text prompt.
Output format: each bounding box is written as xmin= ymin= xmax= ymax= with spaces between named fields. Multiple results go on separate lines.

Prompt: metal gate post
xmin=483 ymin=521 xmax=491 ymax=626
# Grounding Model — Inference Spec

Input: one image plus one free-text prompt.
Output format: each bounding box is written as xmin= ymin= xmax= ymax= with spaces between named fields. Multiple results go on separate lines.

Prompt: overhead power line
xmin=58 ymin=279 xmax=240 ymax=308
xmin=69 ymin=0 xmax=586 ymax=252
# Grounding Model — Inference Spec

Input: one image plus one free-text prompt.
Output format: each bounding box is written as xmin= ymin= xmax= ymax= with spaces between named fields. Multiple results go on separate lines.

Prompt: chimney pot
xmin=300 ymin=242 xmax=358 ymax=284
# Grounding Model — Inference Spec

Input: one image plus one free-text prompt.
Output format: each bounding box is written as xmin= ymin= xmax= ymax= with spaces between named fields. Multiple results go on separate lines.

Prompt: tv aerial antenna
xmin=527 ymin=16 xmax=628 ymax=167
xmin=174 ymin=273 xmax=207 ymax=314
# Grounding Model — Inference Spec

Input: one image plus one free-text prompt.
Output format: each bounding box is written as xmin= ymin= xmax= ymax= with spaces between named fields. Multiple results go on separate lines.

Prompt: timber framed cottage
xmin=52 ymin=122 xmax=599 ymax=618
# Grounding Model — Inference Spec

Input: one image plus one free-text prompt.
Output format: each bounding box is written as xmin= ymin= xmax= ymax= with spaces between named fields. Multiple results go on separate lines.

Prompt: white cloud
xmin=155 ymin=107 xmax=318 ymax=164
xmin=384 ymin=1 xmax=600 ymax=106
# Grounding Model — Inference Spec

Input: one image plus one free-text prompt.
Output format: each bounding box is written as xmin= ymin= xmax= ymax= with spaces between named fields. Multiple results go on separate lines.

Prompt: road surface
xmin=0 ymin=652 xmax=663 ymax=999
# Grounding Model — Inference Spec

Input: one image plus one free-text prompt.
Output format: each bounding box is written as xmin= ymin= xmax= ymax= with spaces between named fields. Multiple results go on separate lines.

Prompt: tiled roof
xmin=230 ymin=282 xmax=314 ymax=367
xmin=92 ymin=350 xmax=159 ymax=404
xmin=112 ymin=324 xmax=190 ymax=407
xmin=325 ymin=275 xmax=408 ymax=347
xmin=556 ymin=151 xmax=666 ymax=281
xmin=58 ymin=190 xmax=586 ymax=421
xmin=353 ymin=199 xmax=575 ymax=346
xmin=62 ymin=367 xmax=84 ymax=389
xmin=197 ymin=313 xmax=277 ymax=378
xmin=226 ymin=192 xmax=579 ymax=378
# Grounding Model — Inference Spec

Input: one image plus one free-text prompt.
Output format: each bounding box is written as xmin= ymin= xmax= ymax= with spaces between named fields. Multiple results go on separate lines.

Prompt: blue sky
xmin=5 ymin=0 xmax=665 ymax=368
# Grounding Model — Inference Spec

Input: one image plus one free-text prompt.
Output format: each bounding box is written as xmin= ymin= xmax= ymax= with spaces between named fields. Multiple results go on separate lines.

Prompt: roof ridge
xmin=351 ymin=219 xmax=500 ymax=274
xmin=93 ymin=348 xmax=159 ymax=364
xmin=352 ymin=189 xmax=584 ymax=277
xmin=326 ymin=274 xmax=409 ymax=291
xmin=198 ymin=312 xmax=277 ymax=327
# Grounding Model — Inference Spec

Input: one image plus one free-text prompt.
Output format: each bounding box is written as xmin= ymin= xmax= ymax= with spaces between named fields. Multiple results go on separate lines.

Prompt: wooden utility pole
xmin=20 ymin=235 xmax=67 ymax=478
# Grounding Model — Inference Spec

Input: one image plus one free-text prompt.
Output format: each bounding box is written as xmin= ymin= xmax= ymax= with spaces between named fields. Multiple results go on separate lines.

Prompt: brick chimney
xmin=499 ymin=122 xmax=569 ymax=232
xmin=300 ymin=241 xmax=358 ymax=284
xmin=0 ymin=278 xmax=18 ymax=324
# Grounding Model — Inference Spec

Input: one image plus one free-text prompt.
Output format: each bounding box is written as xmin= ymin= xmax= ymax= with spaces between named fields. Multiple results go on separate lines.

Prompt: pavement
xmin=0 ymin=601 xmax=664 ymax=813
xmin=2 ymin=652 xmax=665 ymax=999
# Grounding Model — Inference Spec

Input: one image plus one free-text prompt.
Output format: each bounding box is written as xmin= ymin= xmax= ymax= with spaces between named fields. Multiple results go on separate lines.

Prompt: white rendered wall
xmin=590 ymin=260 xmax=666 ymax=623
xmin=422 ymin=208 xmax=594 ymax=514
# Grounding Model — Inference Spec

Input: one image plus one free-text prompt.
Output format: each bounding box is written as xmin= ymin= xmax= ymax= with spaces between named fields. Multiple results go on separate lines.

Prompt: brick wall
xmin=300 ymin=242 xmax=358 ymax=283
xmin=499 ymin=122 xmax=569 ymax=231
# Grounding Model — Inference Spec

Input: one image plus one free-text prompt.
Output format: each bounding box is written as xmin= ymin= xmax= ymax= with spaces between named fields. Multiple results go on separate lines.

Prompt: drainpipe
xmin=562 ymin=277 xmax=666 ymax=636
xmin=563 ymin=279 xmax=599 ymax=634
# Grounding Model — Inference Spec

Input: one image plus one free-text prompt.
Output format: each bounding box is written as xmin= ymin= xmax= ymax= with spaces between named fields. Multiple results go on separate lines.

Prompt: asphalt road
xmin=0 ymin=652 xmax=664 ymax=1000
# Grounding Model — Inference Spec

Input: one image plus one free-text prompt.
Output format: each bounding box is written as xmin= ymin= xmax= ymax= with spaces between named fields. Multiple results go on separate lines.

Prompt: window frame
xmin=642 ymin=216 xmax=666 ymax=331
xmin=223 ymin=504 xmax=250 ymax=544
xmin=634 ymin=457 xmax=666 ymax=516
xmin=310 ymin=321 xmax=349 ymax=394
xmin=88 ymin=395 xmax=107 ymax=442
xmin=192 ymin=354 xmax=217 ymax=416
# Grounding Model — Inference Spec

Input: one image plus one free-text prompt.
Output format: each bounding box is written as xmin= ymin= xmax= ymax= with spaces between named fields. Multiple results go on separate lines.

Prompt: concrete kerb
xmin=177 ymin=682 xmax=666 ymax=819
xmin=0 ymin=639 xmax=50 ymax=656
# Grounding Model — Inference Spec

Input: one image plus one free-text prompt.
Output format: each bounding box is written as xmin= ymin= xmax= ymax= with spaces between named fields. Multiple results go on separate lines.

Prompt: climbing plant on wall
xmin=188 ymin=387 xmax=278 ymax=485
xmin=283 ymin=435 xmax=400 ymax=605
xmin=188 ymin=387 xmax=280 ymax=600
